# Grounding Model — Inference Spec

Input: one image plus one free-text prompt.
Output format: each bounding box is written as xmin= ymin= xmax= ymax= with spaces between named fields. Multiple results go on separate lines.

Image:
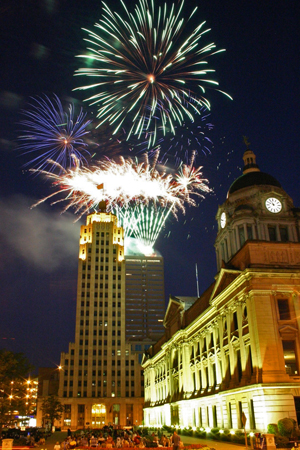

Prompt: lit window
xmin=283 ymin=341 xmax=298 ymax=375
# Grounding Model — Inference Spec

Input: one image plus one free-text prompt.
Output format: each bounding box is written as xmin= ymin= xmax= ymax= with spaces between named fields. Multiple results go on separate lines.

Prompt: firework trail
xmin=75 ymin=0 xmax=232 ymax=143
xmin=19 ymin=94 xmax=92 ymax=171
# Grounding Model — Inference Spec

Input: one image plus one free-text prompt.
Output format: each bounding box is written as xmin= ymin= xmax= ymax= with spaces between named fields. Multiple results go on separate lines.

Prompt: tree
xmin=41 ymin=395 xmax=64 ymax=429
xmin=0 ymin=349 xmax=34 ymax=434
xmin=0 ymin=350 xmax=33 ymax=386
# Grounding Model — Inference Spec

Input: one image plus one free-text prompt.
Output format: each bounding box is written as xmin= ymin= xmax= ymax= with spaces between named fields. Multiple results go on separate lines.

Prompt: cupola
xmin=215 ymin=139 xmax=297 ymax=272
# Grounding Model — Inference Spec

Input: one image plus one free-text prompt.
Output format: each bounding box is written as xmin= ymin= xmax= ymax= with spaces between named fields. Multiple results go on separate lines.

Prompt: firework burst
xmin=75 ymin=0 xmax=231 ymax=143
xmin=31 ymin=155 xmax=210 ymax=250
xmin=18 ymin=94 xmax=92 ymax=171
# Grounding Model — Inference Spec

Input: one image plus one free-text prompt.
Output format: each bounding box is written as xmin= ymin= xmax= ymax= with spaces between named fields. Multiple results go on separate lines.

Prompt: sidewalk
xmin=180 ymin=434 xmax=249 ymax=449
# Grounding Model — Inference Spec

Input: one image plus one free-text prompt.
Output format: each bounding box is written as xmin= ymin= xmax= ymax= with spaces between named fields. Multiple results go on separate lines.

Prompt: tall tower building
xmin=53 ymin=208 xmax=144 ymax=429
xmin=125 ymin=254 xmax=165 ymax=362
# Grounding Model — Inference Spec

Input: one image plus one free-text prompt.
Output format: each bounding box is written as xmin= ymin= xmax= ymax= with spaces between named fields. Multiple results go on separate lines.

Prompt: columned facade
xmin=143 ymin=147 xmax=300 ymax=432
xmin=143 ymin=252 xmax=300 ymax=431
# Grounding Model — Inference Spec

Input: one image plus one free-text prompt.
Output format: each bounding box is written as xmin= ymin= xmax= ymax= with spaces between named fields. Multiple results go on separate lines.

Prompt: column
xmin=182 ymin=342 xmax=193 ymax=394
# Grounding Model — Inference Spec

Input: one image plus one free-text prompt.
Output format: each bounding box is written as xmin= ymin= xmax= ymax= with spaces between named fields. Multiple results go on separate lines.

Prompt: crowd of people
xmin=55 ymin=429 xmax=178 ymax=449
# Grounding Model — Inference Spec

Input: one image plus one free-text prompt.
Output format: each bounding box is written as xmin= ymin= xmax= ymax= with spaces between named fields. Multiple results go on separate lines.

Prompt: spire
xmin=242 ymin=136 xmax=260 ymax=174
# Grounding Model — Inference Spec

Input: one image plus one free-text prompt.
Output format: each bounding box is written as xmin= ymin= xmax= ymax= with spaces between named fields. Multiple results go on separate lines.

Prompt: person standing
xmin=171 ymin=431 xmax=181 ymax=450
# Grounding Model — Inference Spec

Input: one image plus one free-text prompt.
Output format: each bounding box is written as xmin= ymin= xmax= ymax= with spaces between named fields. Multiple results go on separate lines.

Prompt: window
xmin=268 ymin=225 xmax=277 ymax=241
xmin=249 ymin=399 xmax=256 ymax=429
xmin=247 ymin=225 xmax=253 ymax=240
xmin=280 ymin=226 xmax=289 ymax=242
xmin=233 ymin=312 xmax=238 ymax=331
xmin=213 ymin=405 xmax=217 ymax=428
xmin=228 ymin=402 xmax=232 ymax=428
xmin=238 ymin=225 xmax=245 ymax=247
xmin=278 ymin=299 xmax=291 ymax=320
xmin=283 ymin=341 xmax=298 ymax=375
xmin=238 ymin=401 xmax=243 ymax=429
xmin=236 ymin=350 xmax=242 ymax=382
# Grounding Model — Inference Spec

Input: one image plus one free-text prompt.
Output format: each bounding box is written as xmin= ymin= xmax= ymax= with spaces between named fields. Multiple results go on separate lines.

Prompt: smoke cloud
xmin=0 ymin=194 xmax=81 ymax=272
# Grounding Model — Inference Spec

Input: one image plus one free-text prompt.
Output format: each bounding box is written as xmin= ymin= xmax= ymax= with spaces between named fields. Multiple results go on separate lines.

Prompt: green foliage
xmin=274 ymin=435 xmax=289 ymax=448
xmin=0 ymin=350 xmax=33 ymax=386
xmin=210 ymin=428 xmax=221 ymax=440
xmin=230 ymin=431 xmax=246 ymax=443
xmin=221 ymin=432 xmax=231 ymax=442
xmin=41 ymin=395 xmax=64 ymax=428
xmin=278 ymin=417 xmax=296 ymax=437
xmin=267 ymin=423 xmax=279 ymax=435
xmin=181 ymin=428 xmax=193 ymax=436
xmin=194 ymin=430 xmax=206 ymax=439
xmin=0 ymin=350 xmax=33 ymax=434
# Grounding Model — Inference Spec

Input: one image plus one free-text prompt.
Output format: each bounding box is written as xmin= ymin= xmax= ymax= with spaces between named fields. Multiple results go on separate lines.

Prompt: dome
xmin=228 ymin=171 xmax=282 ymax=195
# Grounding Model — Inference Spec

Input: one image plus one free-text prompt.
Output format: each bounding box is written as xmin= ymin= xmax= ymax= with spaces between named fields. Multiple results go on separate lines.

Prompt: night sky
xmin=1 ymin=0 xmax=299 ymax=372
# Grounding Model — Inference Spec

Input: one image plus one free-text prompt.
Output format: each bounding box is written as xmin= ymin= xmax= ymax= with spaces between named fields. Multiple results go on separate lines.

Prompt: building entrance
xmin=92 ymin=404 xmax=106 ymax=427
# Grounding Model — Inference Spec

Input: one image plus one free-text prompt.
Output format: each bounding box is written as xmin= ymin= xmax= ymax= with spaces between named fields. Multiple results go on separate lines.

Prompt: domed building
xmin=215 ymin=147 xmax=299 ymax=271
xmin=142 ymin=146 xmax=300 ymax=434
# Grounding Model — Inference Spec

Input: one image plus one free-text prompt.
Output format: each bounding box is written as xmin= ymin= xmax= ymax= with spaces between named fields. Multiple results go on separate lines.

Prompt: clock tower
xmin=215 ymin=144 xmax=299 ymax=271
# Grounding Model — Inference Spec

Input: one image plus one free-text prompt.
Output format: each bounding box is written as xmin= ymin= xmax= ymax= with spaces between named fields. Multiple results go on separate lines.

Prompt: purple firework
xmin=19 ymin=94 xmax=92 ymax=172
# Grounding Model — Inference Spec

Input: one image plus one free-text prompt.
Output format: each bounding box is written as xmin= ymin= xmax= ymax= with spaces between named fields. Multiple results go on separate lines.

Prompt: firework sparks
xmin=31 ymin=155 xmax=210 ymax=250
xmin=133 ymin=106 xmax=213 ymax=164
xmin=18 ymin=94 xmax=92 ymax=171
xmin=116 ymin=202 xmax=175 ymax=255
xmin=74 ymin=0 xmax=232 ymax=143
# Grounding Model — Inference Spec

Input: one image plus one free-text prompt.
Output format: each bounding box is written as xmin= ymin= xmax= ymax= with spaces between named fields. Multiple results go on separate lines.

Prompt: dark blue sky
xmin=0 ymin=0 xmax=299 ymax=371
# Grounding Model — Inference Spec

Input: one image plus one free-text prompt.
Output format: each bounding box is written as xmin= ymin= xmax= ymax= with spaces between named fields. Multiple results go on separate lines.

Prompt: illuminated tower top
xmin=79 ymin=210 xmax=124 ymax=263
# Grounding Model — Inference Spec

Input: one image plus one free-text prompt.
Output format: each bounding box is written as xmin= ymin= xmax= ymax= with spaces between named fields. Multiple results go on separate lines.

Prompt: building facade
xmin=125 ymin=255 xmax=165 ymax=346
xmin=143 ymin=147 xmax=300 ymax=432
xmin=37 ymin=208 xmax=144 ymax=429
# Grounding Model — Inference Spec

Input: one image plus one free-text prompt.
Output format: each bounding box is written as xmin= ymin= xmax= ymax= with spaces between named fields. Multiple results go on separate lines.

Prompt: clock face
xmin=220 ymin=212 xmax=226 ymax=228
xmin=265 ymin=197 xmax=282 ymax=213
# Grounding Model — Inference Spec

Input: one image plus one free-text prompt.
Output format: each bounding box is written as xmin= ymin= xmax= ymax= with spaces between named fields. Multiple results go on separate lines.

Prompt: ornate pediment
xmin=210 ymin=269 xmax=241 ymax=304
xmin=163 ymin=295 xmax=184 ymax=328
xmin=278 ymin=324 xmax=298 ymax=336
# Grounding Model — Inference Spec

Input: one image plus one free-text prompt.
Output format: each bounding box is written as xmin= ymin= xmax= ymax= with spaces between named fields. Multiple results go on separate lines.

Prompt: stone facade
xmin=142 ymin=148 xmax=300 ymax=432
xmin=37 ymin=210 xmax=144 ymax=429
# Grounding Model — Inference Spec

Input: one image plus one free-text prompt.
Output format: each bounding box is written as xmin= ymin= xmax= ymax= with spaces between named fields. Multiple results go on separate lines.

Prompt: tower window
xmin=268 ymin=226 xmax=277 ymax=241
xmin=238 ymin=225 xmax=245 ymax=246
xmin=280 ymin=226 xmax=289 ymax=242
xmin=247 ymin=225 xmax=253 ymax=240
